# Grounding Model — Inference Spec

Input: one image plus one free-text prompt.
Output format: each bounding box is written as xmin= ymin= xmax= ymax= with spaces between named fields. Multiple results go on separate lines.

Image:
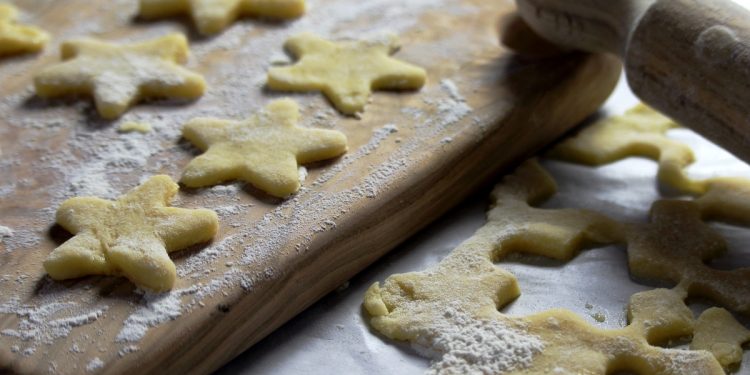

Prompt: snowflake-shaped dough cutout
xmin=139 ymin=0 xmax=306 ymax=35
xmin=267 ymin=33 xmax=427 ymax=115
xmin=34 ymin=33 xmax=206 ymax=119
xmin=44 ymin=175 xmax=219 ymax=291
xmin=181 ymin=98 xmax=347 ymax=197
xmin=0 ymin=4 xmax=48 ymax=56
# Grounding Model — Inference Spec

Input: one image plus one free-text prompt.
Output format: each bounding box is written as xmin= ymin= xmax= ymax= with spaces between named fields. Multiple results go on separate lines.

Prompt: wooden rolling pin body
xmin=517 ymin=0 xmax=750 ymax=163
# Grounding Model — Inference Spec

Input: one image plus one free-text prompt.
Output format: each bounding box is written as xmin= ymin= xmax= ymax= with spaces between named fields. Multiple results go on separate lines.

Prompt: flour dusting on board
xmin=0 ymin=297 xmax=107 ymax=354
xmin=0 ymin=225 xmax=13 ymax=243
xmin=0 ymin=0 xmax=482 ymax=371
xmin=86 ymin=357 xmax=104 ymax=372
xmin=116 ymin=288 xmax=196 ymax=342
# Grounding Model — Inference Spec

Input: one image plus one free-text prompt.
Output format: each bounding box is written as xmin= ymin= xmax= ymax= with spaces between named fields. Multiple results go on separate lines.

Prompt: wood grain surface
xmin=0 ymin=0 xmax=620 ymax=374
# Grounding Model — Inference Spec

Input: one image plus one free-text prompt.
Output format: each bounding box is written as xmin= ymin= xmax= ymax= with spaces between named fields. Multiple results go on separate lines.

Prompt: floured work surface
xmin=0 ymin=0 xmax=619 ymax=374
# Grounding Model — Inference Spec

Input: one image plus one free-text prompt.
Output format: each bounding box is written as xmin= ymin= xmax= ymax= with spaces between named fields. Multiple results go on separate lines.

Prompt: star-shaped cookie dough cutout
xmin=0 ymin=3 xmax=48 ymax=56
xmin=181 ymin=98 xmax=347 ymax=197
xmin=34 ymin=33 xmax=206 ymax=119
xmin=44 ymin=175 xmax=219 ymax=291
xmin=267 ymin=33 xmax=427 ymax=115
xmin=139 ymin=0 xmax=306 ymax=35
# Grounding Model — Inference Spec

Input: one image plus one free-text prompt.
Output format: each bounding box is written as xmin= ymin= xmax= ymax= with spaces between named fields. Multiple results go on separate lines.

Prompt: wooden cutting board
xmin=0 ymin=0 xmax=620 ymax=373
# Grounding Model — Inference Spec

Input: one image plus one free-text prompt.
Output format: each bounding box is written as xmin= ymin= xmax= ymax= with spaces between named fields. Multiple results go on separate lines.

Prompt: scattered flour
xmin=0 ymin=298 xmax=107 ymax=354
xmin=0 ymin=225 xmax=12 ymax=243
xmin=1 ymin=228 xmax=42 ymax=253
xmin=86 ymin=357 xmax=104 ymax=372
xmin=115 ymin=288 xmax=196 ymax=343
xmin=435 ymin=79 xmax=472 ymax=129
xmin=117 ymin=345 xmax=139 ymax=357
xmin=414 ymin=306 xmax=544 ymax=375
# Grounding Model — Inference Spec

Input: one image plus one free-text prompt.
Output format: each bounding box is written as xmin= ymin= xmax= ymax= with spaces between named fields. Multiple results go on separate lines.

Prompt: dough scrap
xmin=267 ymin=33 xmax=427 ymax=115
xmin=550 ymin=104 xmax=750 ymax=225
xmin=0 ymin=4 xmax=48 ymax=56
xmin=118 ymin=121 xmax=152 ymax=133
xmin=34 ymin=33 xmax=206 ymax=119
xmin=365 ymin=159 xmax=750 ymax=373
xmin=138 ymin=0 xmax=305 ymax=35
xmin=44 ymin=175 xmax=219 ymax=291
xmin=691 ymin=307 xmax=750 ymax=368
xmin=181 ymin=98 xmax=347 ymax=197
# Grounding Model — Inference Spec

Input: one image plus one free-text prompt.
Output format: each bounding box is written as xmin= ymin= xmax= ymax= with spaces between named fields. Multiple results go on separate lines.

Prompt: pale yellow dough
xmin=181 ymin=98 xmax=347 ymax=197
xmin=139 ymin=0 xmax=305 ymax=35
xmin=267 ymin=33 xmax=427 ymax=115
xmin=34 ymin=33 xmax=206 ymax=120
xmin=0 ymin=3 xmax=48 ymax=56
xmin=365 ymin=157 xmax=750 ymax=373
xmin=692 ymin=307 xmax=750 ymax=368
xmin=118 ymin=121 xmax=152 ymax=133
xmin=550 ymin=104 xmax=750 ymax=225
xmin=44 ymin=175 xmax=219 ymax=292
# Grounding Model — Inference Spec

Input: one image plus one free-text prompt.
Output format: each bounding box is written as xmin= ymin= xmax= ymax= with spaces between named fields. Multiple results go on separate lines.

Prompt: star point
xmin=139 ymin=0 xmax=306 ymax=35
xmin=267 ymin=33 xmax=427 ymax=115
xmin=181 ymin=98 xmax=348 ymax=197
xmin=44 ymin=175 xmax=219 ymax=291
xmin=0 ymin=4 xmax=48 ymax=56
xmin=34 ymin=33 xmax=206 ymax=119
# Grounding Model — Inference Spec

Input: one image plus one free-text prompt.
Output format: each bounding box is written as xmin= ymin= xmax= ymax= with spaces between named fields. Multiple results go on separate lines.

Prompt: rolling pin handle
xmin=625 ymin=0 xmax=750 ymax=163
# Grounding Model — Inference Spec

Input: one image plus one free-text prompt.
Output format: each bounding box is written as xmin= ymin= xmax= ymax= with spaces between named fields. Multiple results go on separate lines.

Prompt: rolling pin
xmin=503 ymin=0 xmax=750 ymax=164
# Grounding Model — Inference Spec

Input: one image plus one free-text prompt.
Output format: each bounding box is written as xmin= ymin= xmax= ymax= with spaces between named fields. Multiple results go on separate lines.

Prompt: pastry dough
xmin=118 ymin=121 xmax=152 ymax=133
xmin=549 ymin=105 xmax=750 ymax=225
xmin=267 ymin=33 xmax=426 ymax=115
xmin=44 ymin=175 xmax=218 ymax=291
xmin=691 ymin=307 xmax=750 ymax=368
xmin=0 ymin=4 xmax=48 ymax=56
xmin=34 ymin=33 xmax=205 ymax=119
xmin=138 ymin=0 xmax=305 ymax=35
xmin=181 ymin=98 xmax=347 ymax=197
xmin=365 ymin=159 xmax=750 ymax=373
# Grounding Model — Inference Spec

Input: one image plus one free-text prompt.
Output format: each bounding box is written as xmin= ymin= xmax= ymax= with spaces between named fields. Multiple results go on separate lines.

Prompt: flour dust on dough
xmin=267 ymin=33 xmax=427 ymax=115
xmin=34 ymin=33 xmax=205 ymax=119
xmin=138 ymin=0 xmax=306 ymax=35
xmin=181 ymin=98 xmax=348 ymax=197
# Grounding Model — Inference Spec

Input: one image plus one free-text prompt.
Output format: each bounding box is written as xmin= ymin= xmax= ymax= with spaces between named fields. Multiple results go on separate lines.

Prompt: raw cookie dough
xmin=139 ymin=0 xmax=306 ymax=35
xmin=365 ymin=159 xmax=750 ymax=373
xmin=0 ymin=3 xmax=48 ymax=56
xmin=44 ymin=175 xmax=219 ymax=292
xmin=691 ymin=307 xmax=750 ymax=368
xmin=34 ymin=33 xmax=206 ymax=119
xmin=118 ymin=121 xmax=152 ymax=133
xmin=549 ymin=104 xmax=750 ymax=226
xmin=267 ymin=33 xmax=426 ymax=115
xmin=181 ymin=98 xmax=347 ymax=197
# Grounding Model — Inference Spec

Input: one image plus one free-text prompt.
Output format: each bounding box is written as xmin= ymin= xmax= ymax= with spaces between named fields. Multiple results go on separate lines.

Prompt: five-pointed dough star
xmin=0 ymin=3 xmax=48 ymax=56
xmin=44 ymin=175 xmax=219 ymax=292
xmin=34 ymin=33 xmax=206 ymax=119
xmin=181 ymin=98 xmax=348 ymax=197
xmin=267 ymin=33 xmax=427 ymax=115
xmin=139 ymin=0 xmax=306 ymax=35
